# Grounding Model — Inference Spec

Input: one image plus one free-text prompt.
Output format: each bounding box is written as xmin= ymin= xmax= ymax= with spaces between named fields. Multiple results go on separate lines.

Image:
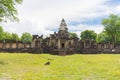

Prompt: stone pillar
xmin=58 ymin=39 xmax=61 ymax=49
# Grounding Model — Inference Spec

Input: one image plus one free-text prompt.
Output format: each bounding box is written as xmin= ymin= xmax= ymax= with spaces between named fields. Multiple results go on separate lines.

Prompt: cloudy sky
xmin=2 ymin=0 xmax=120 ymax=37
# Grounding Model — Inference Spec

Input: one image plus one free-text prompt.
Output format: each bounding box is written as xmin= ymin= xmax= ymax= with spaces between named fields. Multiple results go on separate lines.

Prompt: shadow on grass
xmin=0 ymin=61 xmax=8 ymax=65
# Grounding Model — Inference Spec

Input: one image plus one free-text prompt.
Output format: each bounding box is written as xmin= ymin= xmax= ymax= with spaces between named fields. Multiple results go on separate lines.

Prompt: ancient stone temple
xmin=46 ymin=19 xmax=78 ymax=55
xmin=0 ymin=18 xmax=120 ymax=54
xmin=57 ymin=19 xmax=70 ymax=55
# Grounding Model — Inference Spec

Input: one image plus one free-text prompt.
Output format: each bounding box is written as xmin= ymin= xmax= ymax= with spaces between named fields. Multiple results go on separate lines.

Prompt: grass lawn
xmin=0 ymin=53 xmax=120 ymax=80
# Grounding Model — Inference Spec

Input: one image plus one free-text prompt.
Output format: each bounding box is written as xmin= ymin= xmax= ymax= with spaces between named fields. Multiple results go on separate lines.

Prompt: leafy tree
xmin=21 ymin=32 xmax=32 ymax=43
xmin=80 ymin=30 xmax=97 ymax=40
xmin=0 ymin=26 xmax=4 ymax=41
xmin=1 ymin=32 xmax=12 ymax=42
xmin=0 ymin=26 xmax=20 ymax=42
xmin=96 ymin=31 xmax=112 ymax=43
xmin=102 ymin=14 xmax=120 ymax=44
xmin=11 ymin=33 xmax=20 ymax=41
xmin=0 ymin=0 xmax=22 ymax=22
xmin=0 ymin=0 xmax=22 ymax=41
xmin=69 ymin=32 xmax=77 ymax=38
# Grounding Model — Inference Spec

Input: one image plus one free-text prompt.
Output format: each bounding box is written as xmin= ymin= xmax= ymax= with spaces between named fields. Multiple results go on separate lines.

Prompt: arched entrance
xmin=61 ymin=43 xmax=65 ymax=49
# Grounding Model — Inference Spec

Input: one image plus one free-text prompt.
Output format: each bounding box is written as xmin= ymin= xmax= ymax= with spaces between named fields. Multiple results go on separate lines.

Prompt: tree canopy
xmin=2 ymin=32 xmax=12 ymax=42
xmin=0 ymin=26 xmax=4 ymax=40
xmin=11 ymin=33 xmax=20 ymax=41
xmin=80 ymin=30 xmax=97 ymax=40
xmin=21 ymin=32 xmax=32 ymax=43
xmin=0 ymin=0 xmax=22 ymax=22
xmin=69 ymin=32 xmax=77 ymax=38
xmin=102 ymin=14 xmax=120 ymax=44
xmin=96 ymin=31 xmax=112 ymax=43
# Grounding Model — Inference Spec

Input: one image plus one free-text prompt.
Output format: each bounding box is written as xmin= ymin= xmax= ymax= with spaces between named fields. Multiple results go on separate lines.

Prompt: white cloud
xmin=2 ymin=0 xmax=119 ymax=37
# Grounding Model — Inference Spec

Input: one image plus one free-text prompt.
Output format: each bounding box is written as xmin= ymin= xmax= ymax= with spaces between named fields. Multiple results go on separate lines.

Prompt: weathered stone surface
xmin=0 ymin=19 xmax=120 ymax=54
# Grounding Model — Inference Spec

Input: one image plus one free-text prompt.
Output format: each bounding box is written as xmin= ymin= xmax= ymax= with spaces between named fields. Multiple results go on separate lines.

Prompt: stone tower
xmin=58 ymin=18 xmax=69 ymax=39
xmin=59 ymin=18 xmax=68 ymax=31
xmin=57 ymin=19 xmax=69 ymax=55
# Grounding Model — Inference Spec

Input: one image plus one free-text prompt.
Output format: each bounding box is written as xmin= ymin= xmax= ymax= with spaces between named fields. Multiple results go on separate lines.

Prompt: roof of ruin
xmin=59 ymin=18 xmax=68 ymax=31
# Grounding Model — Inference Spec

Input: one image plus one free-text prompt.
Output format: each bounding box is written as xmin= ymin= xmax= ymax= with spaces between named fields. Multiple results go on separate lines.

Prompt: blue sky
xmin=1 ymin=0 xmax=120 ymax=37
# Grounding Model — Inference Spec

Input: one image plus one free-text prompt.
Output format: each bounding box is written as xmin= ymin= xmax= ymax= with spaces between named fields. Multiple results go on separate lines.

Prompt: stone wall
xmin=1 ymin=38 xmax=120 ymax=54
xmin=0 ymin=41 xmax=42 ymax=53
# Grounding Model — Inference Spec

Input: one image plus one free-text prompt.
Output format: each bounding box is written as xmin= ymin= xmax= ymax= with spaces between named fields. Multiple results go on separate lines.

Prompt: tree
xmin=69 ymin=32 xmax=77 ymax=38
xmin=102 ymin=14 xmax=120 ymax=44
xmin=11 ymin=33 xmax=20 ymax=41
xmin=1 ymin=32 xmax=12 ymax=42
xmin=0 ymin=26 xmax=4 ymax=41
xmin=0 ymin=0 xmax=22 ymax=22
xmin=80 ymin=30 xmax=97 ymax=40
xmin=96 ymin=31 xmax=112 ymax=43
xmin=21 ymin=32 xmax=32 ymax=43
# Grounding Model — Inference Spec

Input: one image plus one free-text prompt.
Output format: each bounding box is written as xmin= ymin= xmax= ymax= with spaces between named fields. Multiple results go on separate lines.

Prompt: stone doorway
xmin=61 ymin=43 xmax=65 ymax=49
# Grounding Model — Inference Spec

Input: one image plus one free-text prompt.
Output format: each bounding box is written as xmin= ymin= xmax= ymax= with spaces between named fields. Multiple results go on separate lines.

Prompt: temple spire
xmin=59 ymin=18 xmax=68 ymax=31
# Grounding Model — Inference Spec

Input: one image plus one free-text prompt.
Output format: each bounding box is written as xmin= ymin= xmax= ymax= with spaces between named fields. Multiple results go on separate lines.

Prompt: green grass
xmin=0 ymin=53 xmax=120 ymax=80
